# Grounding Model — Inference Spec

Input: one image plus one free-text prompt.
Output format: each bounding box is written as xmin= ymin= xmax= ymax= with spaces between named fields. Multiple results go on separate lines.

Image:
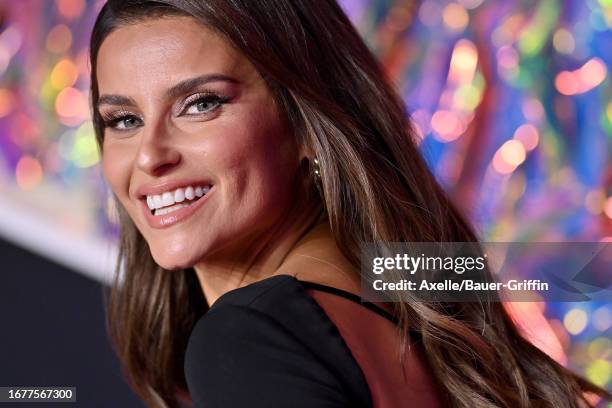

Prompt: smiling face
xmin=96 ymin=16 xmax=305 ymax=270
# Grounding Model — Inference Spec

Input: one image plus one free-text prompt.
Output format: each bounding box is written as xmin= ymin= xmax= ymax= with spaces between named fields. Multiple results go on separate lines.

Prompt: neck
xmin=193 ymin=192 xmax=325 ymax=307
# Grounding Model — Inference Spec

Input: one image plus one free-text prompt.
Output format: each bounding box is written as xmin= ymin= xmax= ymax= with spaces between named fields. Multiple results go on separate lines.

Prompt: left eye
xmin=183 ymin=95 xmax=222 ymax=115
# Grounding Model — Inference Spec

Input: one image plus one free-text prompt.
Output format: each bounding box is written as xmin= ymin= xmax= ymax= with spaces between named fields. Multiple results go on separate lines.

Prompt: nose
xmin=135 ymin=122 xmax=181 ymax=176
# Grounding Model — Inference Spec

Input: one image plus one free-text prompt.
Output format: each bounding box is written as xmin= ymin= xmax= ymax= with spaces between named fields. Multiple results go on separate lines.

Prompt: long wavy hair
xmin=90 ymin=1 xmax=610 ymax=407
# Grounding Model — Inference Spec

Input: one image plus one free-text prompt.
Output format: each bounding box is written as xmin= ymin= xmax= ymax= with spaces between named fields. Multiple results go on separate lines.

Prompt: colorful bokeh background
xmin=0 ymin=0 xmax=610 ymax=397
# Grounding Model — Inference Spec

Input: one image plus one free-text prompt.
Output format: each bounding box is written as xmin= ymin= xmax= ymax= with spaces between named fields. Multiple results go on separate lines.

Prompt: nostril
xmin=155 ymin=162 xmax=180 ymax=175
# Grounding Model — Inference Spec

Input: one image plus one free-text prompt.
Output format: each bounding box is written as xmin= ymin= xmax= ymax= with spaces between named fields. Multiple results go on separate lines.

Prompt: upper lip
xmin=135 ymin=178 xmax=214 ymax=199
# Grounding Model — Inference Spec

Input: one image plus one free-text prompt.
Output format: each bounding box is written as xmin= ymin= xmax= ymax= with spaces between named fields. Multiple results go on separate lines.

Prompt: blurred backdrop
xmin=0 ymin=0 xmax=610 ymax=403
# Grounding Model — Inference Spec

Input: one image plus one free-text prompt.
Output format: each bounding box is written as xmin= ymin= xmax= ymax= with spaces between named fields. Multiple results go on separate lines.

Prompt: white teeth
xmin=153 ymin=195 xmax=163 ymax=209
xmin=162 ymin=192 xmax=174 ymax=207
xmin=145 ymin=184 xmax=211 ymax=211
xmin=154 ymin=203 xmax=190 ymax=216
xmin=185 ymin=186 xmax=195 ymax=200
xmin=174 ymin=188 xmax=185 ymax=203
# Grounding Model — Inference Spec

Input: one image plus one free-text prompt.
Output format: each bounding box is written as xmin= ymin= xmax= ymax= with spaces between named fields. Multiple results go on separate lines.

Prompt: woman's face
xmin=97 ymin=16 xmax=304 ymax=270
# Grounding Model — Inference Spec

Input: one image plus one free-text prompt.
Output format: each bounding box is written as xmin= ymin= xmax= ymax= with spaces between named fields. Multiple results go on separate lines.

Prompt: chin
xmin=149 ymin=243 xmax=201 ymax=271
xmin=153 ymin=255 xmax=201 ymax=271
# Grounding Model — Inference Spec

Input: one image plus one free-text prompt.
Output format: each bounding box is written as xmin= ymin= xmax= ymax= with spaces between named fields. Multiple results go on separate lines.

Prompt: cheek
xmin=101 ymin=143 xmax=132 ymax=198
xmin=218 ymin=115 xmax=297 ymax=189
xmin=209 ymin=108 xmax=300 ymax=214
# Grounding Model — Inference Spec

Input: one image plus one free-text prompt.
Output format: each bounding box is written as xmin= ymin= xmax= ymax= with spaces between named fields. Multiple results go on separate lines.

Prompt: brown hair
xmin=89 ymin=1 xmax=611 ymax=407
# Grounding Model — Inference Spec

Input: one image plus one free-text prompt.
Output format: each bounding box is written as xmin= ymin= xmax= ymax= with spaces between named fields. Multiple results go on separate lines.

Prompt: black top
xmin=184 ymin=274 xmax=396 ymax=408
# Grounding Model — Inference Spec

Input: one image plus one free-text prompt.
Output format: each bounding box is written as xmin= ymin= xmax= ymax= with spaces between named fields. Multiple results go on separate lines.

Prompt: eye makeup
xmin=98 ymin=88 xmax=232 ymax=132
xmin=177 ymin=89 xmax=231 ymax=116
xmin=100 ymin=109 xmax=143 ymax=132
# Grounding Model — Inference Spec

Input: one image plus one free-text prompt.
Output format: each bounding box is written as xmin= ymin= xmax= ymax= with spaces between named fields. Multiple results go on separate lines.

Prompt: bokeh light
xmin=555 ymin=58 xmax=608 ymax=95
xmin=552 ymin=28 xmax=575 ymax=54
xmin=563 ymin=308 xmax=588 ymax=336
xmin=56 ymin=0 xmax=86 ymax=20
xmin=46 ymin=24 xmax=72 ymax=54
xmin=50 ymin=59 xmax=79 ymax=90
xmin=15 ymin=156 xmax=43 ymax=190
xmin=0 ymin=88 xmax=15 ymax=117
xmin=604 ymin=196 xmax=612 ymax=220
xmin=442 ymin=3 xmax=469 ymax=32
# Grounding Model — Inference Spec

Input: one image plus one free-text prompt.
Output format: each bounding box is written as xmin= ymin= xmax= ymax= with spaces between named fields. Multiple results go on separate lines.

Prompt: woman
xmin=90 ymin=1 xmax=610 ymax=407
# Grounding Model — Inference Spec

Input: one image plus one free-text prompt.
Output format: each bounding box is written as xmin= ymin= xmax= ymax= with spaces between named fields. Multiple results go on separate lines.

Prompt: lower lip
xmin=142 ymin=186 xmax=214 ymax=229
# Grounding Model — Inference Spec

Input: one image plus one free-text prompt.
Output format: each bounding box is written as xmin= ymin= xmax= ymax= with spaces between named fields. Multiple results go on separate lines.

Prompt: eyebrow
xmin=96 ymin=73 xmax=238 ymax=109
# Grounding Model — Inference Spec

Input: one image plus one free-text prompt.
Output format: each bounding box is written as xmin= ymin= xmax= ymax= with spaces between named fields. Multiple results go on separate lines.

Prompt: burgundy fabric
xmin=306 ymin=288 xmax=443 ymax=408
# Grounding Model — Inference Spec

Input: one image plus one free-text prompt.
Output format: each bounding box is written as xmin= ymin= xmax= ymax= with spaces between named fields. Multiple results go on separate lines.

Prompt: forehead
xmin=96 ymin=16 xmax=254 ymax=93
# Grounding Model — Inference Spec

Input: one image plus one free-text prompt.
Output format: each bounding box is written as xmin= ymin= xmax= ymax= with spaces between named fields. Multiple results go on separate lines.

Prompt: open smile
xmin=141 ymin=184 xmax=215 ymax=229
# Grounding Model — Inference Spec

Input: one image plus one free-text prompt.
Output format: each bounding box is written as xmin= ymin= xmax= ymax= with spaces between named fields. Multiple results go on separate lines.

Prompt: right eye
xmin=102 ymin=114 xmax=143 ymax=131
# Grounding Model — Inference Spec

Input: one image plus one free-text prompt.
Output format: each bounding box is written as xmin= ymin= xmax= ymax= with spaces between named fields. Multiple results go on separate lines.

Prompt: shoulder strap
xmin=297 ymin=280 xmax=399 ymax=326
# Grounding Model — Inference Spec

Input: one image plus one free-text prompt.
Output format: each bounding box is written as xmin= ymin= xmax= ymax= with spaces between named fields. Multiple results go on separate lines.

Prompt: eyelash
xmin=100 ymin=90 xmax=229 ymax=132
